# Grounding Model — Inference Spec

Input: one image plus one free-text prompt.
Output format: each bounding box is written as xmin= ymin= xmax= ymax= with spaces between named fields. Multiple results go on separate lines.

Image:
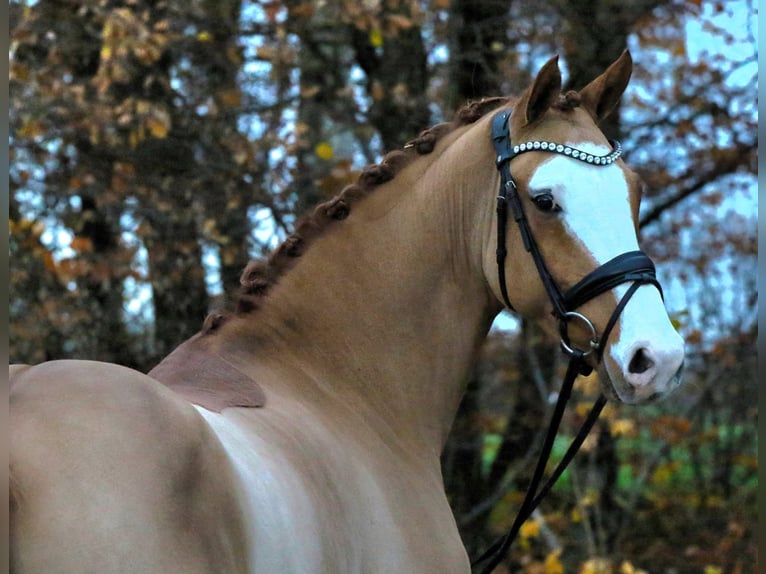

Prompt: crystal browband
xmin=512 ymin=139 xmax=623 ymax=165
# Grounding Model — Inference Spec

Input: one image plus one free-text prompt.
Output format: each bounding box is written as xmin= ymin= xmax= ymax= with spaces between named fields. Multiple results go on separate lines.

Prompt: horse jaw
xmin=527 ymin=142 xmax=685 ymax=404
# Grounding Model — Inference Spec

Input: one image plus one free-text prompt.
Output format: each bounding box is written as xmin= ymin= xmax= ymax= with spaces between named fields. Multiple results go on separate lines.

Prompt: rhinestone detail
xmin=510 ymin=140 xmax=623 ymax=165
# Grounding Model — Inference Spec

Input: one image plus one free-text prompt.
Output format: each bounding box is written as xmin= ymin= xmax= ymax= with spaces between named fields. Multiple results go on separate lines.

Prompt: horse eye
xmin=532 ymin=192 xmax=560 ymax=213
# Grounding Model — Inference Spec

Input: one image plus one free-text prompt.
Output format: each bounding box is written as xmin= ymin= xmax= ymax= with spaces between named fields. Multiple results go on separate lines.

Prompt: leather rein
xmin=471 ymin=110 xmax=663 ymax=574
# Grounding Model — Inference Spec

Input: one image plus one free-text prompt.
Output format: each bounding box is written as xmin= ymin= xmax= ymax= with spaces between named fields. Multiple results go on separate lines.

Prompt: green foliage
xmin=457 ymin=324 xmax=758 ymax=573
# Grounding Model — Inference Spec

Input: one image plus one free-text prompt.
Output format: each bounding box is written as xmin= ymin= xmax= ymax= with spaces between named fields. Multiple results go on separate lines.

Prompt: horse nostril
xmin=628 ymin=348 xmax=655 ymax=375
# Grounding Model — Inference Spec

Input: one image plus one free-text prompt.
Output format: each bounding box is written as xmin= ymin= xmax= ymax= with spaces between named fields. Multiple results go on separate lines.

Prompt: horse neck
xmin=223 ymin=120 xmax=500 ymax=456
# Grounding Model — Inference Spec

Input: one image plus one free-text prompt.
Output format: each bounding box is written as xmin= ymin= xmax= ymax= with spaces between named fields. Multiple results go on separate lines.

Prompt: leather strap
xmin=564 ymin=250 xmax=663 ymax=311
xmin=492 ymin=111 xmax=567 ymax=319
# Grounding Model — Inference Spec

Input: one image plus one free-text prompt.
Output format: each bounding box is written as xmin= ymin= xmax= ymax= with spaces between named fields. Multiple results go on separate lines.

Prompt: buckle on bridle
xmin=559 ymin=311 xmax=600 ymax=357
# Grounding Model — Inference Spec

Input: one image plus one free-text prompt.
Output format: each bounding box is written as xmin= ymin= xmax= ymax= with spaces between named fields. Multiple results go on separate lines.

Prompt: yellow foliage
xmin=581 ymin=557 xmax=612 ymax=574
xmin=577 ymin=370 xmax=600 ymax=396
xmin=9 ymin=218 xmax=33 ymax=235
xmin=12 ymin=218 xmax=45 ymax=239
xmin=145 ymin=116 xmax=169 ymax=139
xmin=369 ymin=28 xmax=383 ymax=48
xmin=17 ymin=118 xmax=44 ymax=139
xmin=703 ymin=566 xmax=723 ymax=574
xmin=129 ymin=128 xmax=141 ymax=149
xmin=519 ymin=519 xmax=540 ymax=539
xmin=651 ymin=461 xmax=681 ymax=485
xmin=619 ymin=560 xmax=647 ymax=574
xmin=611 ymin=418 xmax=635 ymax=437
xmin=197 ymin=31 xmax=212 ymax=42
xmin=11 ymin=62 xmax=30 ymax=82
xmin=315 ymin=142 xmax=334 ymax=161
xmin=544 ymin=549 xmax=564 ymax=574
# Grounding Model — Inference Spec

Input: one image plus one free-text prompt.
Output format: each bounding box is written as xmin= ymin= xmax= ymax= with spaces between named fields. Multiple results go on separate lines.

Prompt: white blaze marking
xmin=527 ymin=142 xmax=638 ymax=266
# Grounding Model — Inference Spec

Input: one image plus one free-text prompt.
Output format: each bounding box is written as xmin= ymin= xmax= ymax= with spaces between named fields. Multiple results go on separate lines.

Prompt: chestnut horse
xmin=10 ymin=52 xmax=684 ymax=573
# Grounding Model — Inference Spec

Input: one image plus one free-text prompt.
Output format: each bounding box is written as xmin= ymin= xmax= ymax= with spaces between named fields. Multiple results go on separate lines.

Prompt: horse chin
xmin=598 ymin=361 xmax=684 ymax=405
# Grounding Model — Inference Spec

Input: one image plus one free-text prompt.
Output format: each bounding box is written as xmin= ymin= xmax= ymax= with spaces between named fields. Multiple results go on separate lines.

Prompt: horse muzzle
xmin=600 ymin=288 xmax=686 ymax=404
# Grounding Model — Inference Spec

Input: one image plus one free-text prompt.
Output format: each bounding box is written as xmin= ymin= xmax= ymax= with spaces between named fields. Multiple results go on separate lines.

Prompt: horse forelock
xmin=200 ymin=96 xmax=512 ymax=333
xmin=553 ymin=90 xmax=581 ymax=111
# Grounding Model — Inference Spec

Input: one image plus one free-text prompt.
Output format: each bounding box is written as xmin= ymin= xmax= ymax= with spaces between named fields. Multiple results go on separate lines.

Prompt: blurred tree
xmin=447 ymin=0 xmax=514 ymax=107
xmin=350 ymin=0 xmax=430 ymax=150
xmin=9 ymin=0 xmax=277 ymax=367
xmin=282 ymin=1 xmax=354 ymax=214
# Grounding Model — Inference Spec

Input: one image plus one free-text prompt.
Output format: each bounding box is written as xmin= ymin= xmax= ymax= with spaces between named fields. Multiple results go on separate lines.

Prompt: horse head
xmin=483 ymin=52 xmax=685 ymax=404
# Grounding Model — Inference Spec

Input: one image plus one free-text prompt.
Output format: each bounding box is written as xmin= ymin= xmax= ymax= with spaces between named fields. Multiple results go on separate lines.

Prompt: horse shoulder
xmin=10 ymin=360 xmax=248 ymax=574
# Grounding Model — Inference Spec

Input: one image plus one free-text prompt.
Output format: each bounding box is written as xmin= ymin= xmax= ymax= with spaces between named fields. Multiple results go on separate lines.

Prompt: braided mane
xmin=202 ymin=97 xmax=512 ymax=334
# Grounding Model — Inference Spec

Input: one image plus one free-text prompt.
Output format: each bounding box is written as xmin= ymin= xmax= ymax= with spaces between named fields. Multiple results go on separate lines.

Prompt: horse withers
xmin=10 ymin=51 xmax=684 ymax=573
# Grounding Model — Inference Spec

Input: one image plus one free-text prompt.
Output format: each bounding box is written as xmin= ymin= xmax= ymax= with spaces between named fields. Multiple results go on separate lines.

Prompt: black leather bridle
xmin=471 ymin=110 xmax=664 ymax=574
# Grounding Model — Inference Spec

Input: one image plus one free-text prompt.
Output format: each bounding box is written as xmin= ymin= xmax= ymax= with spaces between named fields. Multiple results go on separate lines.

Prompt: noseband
xmin=472 ymin=110 xmax=663 ymax=573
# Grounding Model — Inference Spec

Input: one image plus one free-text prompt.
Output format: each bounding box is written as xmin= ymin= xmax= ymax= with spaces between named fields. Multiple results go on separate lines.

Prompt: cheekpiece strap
xmin=491 ymin=110 xmax=568 ymax=318
xmin=491 ymin=111 xmax=517 ymax=165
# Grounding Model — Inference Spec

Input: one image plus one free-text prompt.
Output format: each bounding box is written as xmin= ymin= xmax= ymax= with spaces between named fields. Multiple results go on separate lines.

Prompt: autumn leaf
xmin=519 ymin=519 xmax=540 ymax=539
xmin=544 ymin=549 xmax=564 ymax=574
xmin=651 ymin=461 xmax=681 ymax=485
xmin=217 ymin=89 xmax=242 ymax=108
xmin=581 ymin=558 xmax=612 ymax=574
xmin=315 ymin=142 xmax=334 ymax=161
xmin=619 ymin=561 xmax=648 ymax=574
xmin=145 ymin=116 xmax=169 ymax=139
xmin=10 ymin=62 xmax=30 ymax=82
xmin=17 ymin=118 xmax=44 ymax=139
xmin=611 ymin=418 xmax=635 ymax=437
xmin=255 ymin=45 xmax=278 ymax=61
xmin=70 ymin=237 xmax=94 ymax=253
xmin=369 ymin=28 xmax=383 ymax=48
xmin=301 ymin=85 xmax=321 ymax=99
xmin=371 ymin=81 xmax=385 ymax=101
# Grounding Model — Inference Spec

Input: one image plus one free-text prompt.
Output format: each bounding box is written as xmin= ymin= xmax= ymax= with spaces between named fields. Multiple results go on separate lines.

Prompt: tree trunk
xmin=448 ymin=0 xmax=514 ymax=109
xmin=351 ymin=4 xmax=430 ymax=151
xmin=198 ymin=0 xmax=255 ymax=295
xmin=555 ymin=0 xmax=665 ymax=139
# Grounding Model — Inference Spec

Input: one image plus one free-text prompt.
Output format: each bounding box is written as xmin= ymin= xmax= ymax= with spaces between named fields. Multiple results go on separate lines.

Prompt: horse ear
xmin=519 ymin=55 xmax=562 ymax=125
xmin=579 ymin=50 xmax=633 ymax=122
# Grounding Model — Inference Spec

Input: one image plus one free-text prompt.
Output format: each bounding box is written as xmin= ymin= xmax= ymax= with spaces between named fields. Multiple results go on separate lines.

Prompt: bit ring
xmin=560 ymin=311 xmax=600 ymax=357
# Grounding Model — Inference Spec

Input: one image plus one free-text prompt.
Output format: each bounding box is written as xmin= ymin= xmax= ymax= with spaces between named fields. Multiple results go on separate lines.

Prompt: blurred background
xmin=9 ymin=1 xmax=757 ymax=572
